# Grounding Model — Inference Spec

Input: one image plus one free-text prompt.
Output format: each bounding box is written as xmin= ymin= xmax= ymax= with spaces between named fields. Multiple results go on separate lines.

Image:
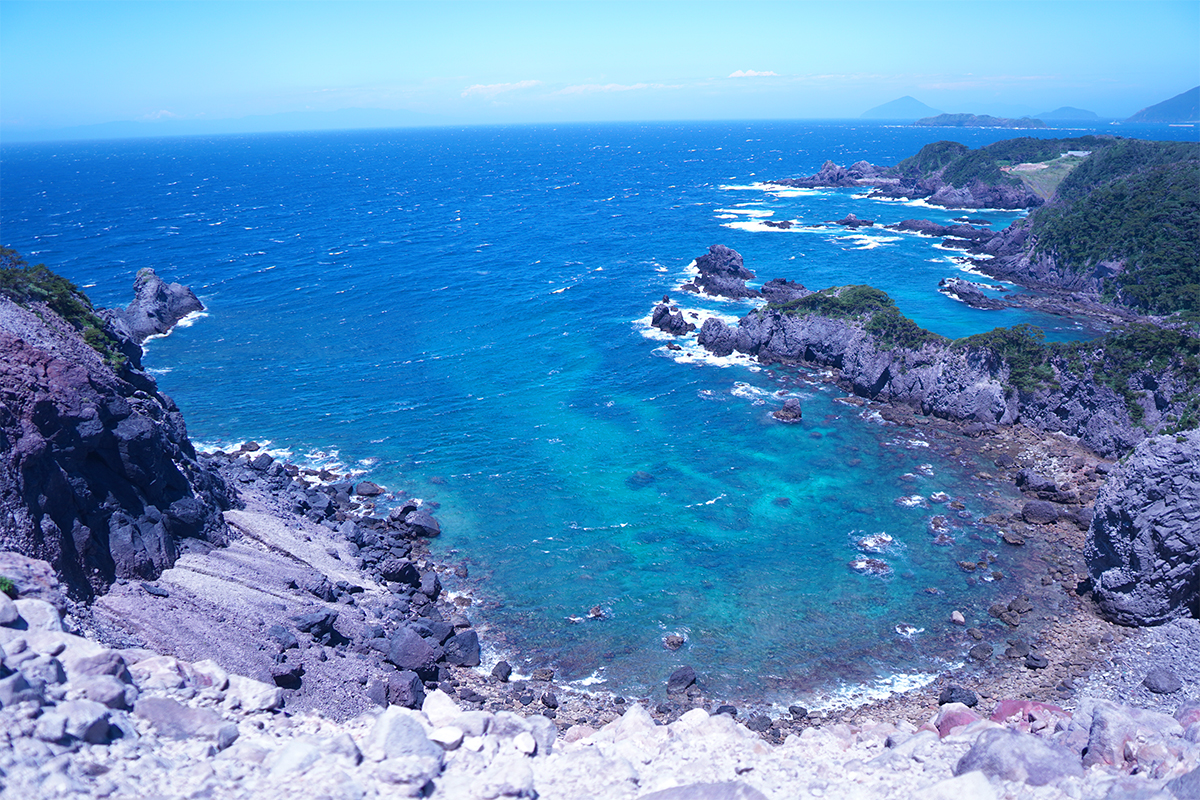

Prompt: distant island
xmin=914 ymin=113 xmax=1047 ymax=129
xmin=1126 ymin=85 xmax=1199 ymax=123
xmin=1035 ymin=106 xmax=1099 ymax=122
xmin=859 ymin=95 xmax=942 ymax=120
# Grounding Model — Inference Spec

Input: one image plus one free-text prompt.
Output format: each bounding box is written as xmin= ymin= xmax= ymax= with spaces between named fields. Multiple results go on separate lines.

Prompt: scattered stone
xmin=667 ymin=665 xmax=697 ymax=694
xmin=939 ymin=685 xmax=979 ymax=707
xmin=1143 ymin=667 xmax=1183 ymax=694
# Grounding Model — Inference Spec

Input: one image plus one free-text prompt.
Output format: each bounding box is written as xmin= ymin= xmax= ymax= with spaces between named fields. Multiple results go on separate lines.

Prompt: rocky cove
xmin=3 ymin=129 xmax=1200 ymax=799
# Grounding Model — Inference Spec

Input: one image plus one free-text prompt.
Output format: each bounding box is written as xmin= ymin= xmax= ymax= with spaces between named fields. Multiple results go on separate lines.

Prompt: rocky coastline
xmin=2 ymin=230 xmax=1199 ymax=798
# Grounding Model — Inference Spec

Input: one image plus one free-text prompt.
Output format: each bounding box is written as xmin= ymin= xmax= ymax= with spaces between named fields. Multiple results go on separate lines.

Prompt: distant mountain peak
xmin=1126 ymin=86 xmax=1200 ymax=123
xmin=860 ymin=96 xmax=942 ymax=121
xmin=1035 ymin=106 xmax=1099 ymax=121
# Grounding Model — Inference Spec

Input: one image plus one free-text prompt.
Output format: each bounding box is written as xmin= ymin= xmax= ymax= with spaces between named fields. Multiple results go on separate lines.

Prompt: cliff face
xmin=698 ymin=304 xmax=1192 ymax=457
xmin=1085 ymin=430 xmax=1200 ymax=626
xmin=102 ymin=268 xmax=204 ymax=344
xmin=0 ymin=291 xmax=231 ymax=600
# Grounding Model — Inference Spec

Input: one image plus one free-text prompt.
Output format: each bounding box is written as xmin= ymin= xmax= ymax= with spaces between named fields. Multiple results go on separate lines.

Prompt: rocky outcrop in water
xmin=696 ymin=294 xmax=1193 ymax=458
xmin=0 ymin=280 xmax=230 ymax=600
xmin=651 ymin=300 xmax=696 ymax=335
xmin=1085 ymin=431 xmax=1200 ymax=626
xmin=101 ymin=268 xmax=204 ymax=344
xmin=937 ymin=278 xmax=1009 ymax=310
xmin=681 ymin=245 xmax=759 ymax=300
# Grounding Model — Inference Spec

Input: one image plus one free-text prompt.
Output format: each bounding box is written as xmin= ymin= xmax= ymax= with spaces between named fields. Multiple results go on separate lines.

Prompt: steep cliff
xmin=0 ymin=253 xmax=231 ymax=599
xmin=1085 ymin=430 xmax=1200 ymax=625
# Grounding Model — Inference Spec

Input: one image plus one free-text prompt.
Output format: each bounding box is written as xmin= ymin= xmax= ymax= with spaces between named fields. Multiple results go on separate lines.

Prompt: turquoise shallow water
xmin=3 ymin=121 xmax=1195 ymax=707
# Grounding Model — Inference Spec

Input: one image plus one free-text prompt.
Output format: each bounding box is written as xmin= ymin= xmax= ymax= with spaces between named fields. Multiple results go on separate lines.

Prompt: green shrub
xmin=772 ymin=285 xmax=948 ymax=350
xmin=0 ymin=577 xmax=15 ymax=598
xmin=954 ymin=324 xmax=1056 ymax=392
xmin=0 ymin=247 xmax=127 ymax=369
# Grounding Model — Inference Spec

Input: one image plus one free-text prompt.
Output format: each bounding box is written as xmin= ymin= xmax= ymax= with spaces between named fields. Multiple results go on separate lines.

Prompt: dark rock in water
xmin=759 ymin=278 xmax=812 ymax=304
xmin=663 ymin=634 xmax=686 ymax=651
xmin=419 ymin=570 xmax=441 ymax=599
xmin=714 ymin=704 xmax=737 ymax=717
xmin=1022 ymin=500 xmax=1060 ymax=525
xmin=1002 ymin=530 xmax=1026 ymax=546
xmin=835 ymin=213 xmax=874 ymax=228
xmin=955 ymin=728 xmax=1083 ymax=785
xmin=788 ymin=705 xmax=808 ymax=718
xmin=937 ymin=278 xmax=1007 ymax=310
xmin=404 ymin=509 xmax=441 ymax=538
xmin=939 ymin=685 xmax=979 ymax=707
xmin=354 ymin=481 xmax=384 ymax=497
xmin=491 ymin=661 xmax=513 ymax=682
xmin=627 ymin=470 xmax=656 ymax=489
xmin=102 ymin=268 xmax=204 ymax=345
xmin=651 ymin=303 xmax=696 ymax=335
xmin=667 ymin=665 xmax=697 ymax=694
xmin=531 ymin=667 xmax=555 ymax=682
xmin=1086 ymin=430 xmax=1200 ymax=626
xmin=443 ymin=630 xmax=481 ymax=667
xmin=1143 ymin=667 xmax=1183 ymax=694
xmin=761 ymin=219 xmax=793 ymax=229
xmin=685 ymin=245 xmax=760 ymax=300
xmin=772 ymin=398 xmax=803 ymax=423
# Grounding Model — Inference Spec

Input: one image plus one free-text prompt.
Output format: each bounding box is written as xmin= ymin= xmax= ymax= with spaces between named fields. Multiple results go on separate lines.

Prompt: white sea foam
xmin=550 ymin=286 xmax=570 ymax=294
xmin=835 ymin=234 xmax=901 ymax=251
xmin=714 ymin=207 xmax=775 ymax=218
xmin=802 ymin=667 xmax=949 ymax=714
xmin=721 ymin=219 xmax=803 ymax=233
xmin=894 ymin=623 xmax=925 ymax=639
xmin=142 ymin=310 xmax=208 ymax=342
xmin=895 ymin=495 xmax=928 ymax=508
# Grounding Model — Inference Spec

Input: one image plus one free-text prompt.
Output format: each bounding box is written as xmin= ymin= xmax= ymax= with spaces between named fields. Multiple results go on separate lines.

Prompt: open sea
xmin=3 ymin=120 xmax=1196 ymax=710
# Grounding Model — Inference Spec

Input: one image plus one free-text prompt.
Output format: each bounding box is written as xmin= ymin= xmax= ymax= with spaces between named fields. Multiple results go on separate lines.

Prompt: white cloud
xmin=553 ymin=82 xmax=678 ymax=96
xmin=728 ymin=70 xmax=778 ymax=78
xmin=142 ymin=110 xmax=181 ymax=120
xmin=461 ymin=80 xmax=541 ymax=98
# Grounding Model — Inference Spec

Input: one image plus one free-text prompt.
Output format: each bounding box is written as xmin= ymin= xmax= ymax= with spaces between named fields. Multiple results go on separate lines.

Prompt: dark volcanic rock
xmin=0 ymin=287 xmax=231 ymax=600
xmin=772 ymin=398 xmax=803 ymax=423
xmin=937 ymin=278 xmax=1008 ymax=310
xmin=651 ymin=303 xmax=696 ymax=335
xmin=667 ymin=665 xmax=697 ymax=694
xmin=1143 ymin=667 xmax=1183 ymax=694
xmin=835 ymin=213 xmax=874 ymax=228
xmin=102 ymin=268 xmax=204 ymax=345
xmin=1086 ymin=431 xmax=1200 ymax=625
xmin=759 ymin=278 xmax=813 ymax=304
xmin=1021 ymin=500 xmax=1060 ymax=525
xmin=684 ymin=245 xmax=760 ymax=300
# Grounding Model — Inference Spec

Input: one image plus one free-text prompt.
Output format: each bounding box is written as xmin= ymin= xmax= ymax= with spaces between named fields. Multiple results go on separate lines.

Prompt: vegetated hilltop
xmin=985 ymin=138 xmax=1200 ymax=318
xmin=914 ymin=113 xmax=1048 ymax=129
xmin=772 ymin=136 xmax=1200 ymax=319
xmin=699 ymin=285 xmax=1199 ymax=457
xmin=0 ymin=248 xmax=232 ymax=600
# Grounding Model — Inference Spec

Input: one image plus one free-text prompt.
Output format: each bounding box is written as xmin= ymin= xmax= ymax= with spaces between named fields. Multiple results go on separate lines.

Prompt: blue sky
xmin=2 ymin=0 xmax=1198 ymax=136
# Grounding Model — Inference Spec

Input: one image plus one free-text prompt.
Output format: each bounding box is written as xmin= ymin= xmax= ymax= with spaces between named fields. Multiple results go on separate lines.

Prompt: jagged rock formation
xmin=1085 ymin=431 xmax=1200 ymax=626
xmin=937 ymin=278 xmax=1009 ymax=310
xmin=101 ymin=268 xmax=203 ymax=344
xmin=680 ymin=245 xmax=759 ymax=299
xmin=0 ymin=276 xmax=230 ymax=599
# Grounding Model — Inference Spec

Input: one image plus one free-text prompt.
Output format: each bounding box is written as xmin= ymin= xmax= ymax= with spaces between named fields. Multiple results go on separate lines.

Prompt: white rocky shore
xmin=2 ymin=589 xmax=1198 ymax=800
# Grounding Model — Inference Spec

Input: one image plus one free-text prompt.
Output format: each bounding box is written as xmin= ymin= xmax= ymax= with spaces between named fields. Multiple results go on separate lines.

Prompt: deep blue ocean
xmin=3 ymin=120 xmax=1196 ymax=710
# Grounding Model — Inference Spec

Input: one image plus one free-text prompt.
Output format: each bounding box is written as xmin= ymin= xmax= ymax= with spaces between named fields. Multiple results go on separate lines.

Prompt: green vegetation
xmin=1008 ymin=155 xmax=1088 ymax=200
xmin=898 ymin=135 xmax=1113 ymax=189
xmin=913 ymin=114 xmax=1048 ymax=129
xmin=0 ymin=247 xmax=128 ymax=370
xmin=953 ymin=324 xmax=1056 ymax=393
xmin=771 ymin=285 xmax=949 ymax=350
xmin=0 ymin=577 xmax=15 ymax=598
xmin=1031 ymin=147 xmax=1200 ymax=316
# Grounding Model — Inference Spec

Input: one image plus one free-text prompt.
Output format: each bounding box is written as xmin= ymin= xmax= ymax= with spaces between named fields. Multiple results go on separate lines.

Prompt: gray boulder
xmin=1086 ymin=430 xmax=1200 ymax=625
xmin=955 ymin=727 xmax=1083 ymax=785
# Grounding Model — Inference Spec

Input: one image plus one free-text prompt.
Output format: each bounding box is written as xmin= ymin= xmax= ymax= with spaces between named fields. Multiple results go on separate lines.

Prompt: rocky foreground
xmin=2 ymin=578 xmax=1199 ymax=799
